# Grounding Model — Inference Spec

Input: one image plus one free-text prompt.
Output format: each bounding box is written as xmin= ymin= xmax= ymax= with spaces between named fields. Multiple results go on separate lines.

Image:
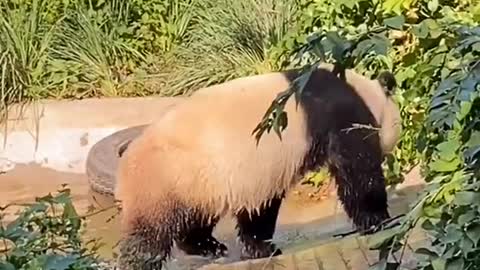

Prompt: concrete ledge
xmin=0 ymin=97 xmax=184 ymax=173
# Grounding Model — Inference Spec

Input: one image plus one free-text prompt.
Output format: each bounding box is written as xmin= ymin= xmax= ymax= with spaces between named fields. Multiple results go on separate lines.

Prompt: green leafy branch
xmin=0 ymin=185 xmax=104 ymax=270
xmin=368 ymin=24 xmax=480 ymax=270
xmin=251 ymin=62 xmax=316 ymax=143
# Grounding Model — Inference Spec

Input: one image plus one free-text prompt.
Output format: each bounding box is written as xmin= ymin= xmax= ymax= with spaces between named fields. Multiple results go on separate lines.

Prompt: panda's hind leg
xmin=175 ymin=213 xmax=228 ymax=258
xmin=117 ymin=200 xmax=226 ymax=269
xmin=117 ymin=211 xmax=176 ymax=270
xmin=235 ymin=194 xmax=284 ymax=260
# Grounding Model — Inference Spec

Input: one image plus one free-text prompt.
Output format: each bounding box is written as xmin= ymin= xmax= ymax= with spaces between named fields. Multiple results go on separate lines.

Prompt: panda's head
xmin=372 ymin=71 xmax=402 ymax=154
xmin=334 ymin=66 xmax=402 ymax=155
xmin=363 ymin=71 xmax=402 ymax=156
xmin=374 ymin=71 xmax=402 ymax=155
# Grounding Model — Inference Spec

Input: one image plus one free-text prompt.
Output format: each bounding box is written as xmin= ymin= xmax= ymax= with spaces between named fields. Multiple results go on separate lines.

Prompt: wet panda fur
xmin=115 ymin=63 xmax=402 ymax=269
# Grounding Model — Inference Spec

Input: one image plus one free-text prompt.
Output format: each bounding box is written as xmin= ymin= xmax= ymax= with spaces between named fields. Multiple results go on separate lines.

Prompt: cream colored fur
xmin=379 ymin=98 xmax=402 ymax=154
xmin=115 ymin=64 xmax=401 ymax=224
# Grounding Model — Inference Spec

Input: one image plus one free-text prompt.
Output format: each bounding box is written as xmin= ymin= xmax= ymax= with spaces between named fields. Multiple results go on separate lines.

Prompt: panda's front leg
xmin=235 ymin=195 xmax=283 ymax=260
xmin=327 ymin=130 xmax=390 ymax=232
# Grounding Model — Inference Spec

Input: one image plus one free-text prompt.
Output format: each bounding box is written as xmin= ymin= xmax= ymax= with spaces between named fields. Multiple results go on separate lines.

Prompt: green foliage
xmin=360 ymin=3 xmax=479 ymax=270
xmin=0 ymin=0 xmax=200 ymax=114
xmin=303 ymin=167 xmax=331 ymax=187
xmin=0 ymin=0 xmax=307 ymax=115
xmin=0 ymin=0 xmax=58 ymax=118
xmin=0 ymin=186 xmax=102 ymax=269
xmin=397 ymin=25 xmax=480 ymax=270
xmin=163 ymin=0 xmax=301 ymax=96
xmin=128 ymin=0 xmax=196 ymax=52
xmin=52 ymin=2 xmax=145 ymax=98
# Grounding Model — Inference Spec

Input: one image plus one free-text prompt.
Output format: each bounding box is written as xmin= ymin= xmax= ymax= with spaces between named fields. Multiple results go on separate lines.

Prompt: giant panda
xmin=115 ymin=63 xmax=402 ymax=270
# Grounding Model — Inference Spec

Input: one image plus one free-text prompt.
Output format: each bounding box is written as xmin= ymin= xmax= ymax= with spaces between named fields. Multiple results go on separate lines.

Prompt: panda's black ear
xmin=376 ymin=71 xmax=397 ymax=96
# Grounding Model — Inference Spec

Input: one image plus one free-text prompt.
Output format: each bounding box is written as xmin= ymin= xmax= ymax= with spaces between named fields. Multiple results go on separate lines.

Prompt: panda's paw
xmin=241 ymin=242 xmax=282 ymax=260
xmin=355 ymin=210 xmax=390 ymax=234
xmin=207 ymin=239 xmax=228 ymax=258
xmin=178 ymin=237 xmax=228 ymax=258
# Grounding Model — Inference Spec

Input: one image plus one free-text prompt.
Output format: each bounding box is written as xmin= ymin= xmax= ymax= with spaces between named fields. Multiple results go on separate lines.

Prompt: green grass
xmin=52 ymin=3 xmax=144 ymax=98
xmin=0 ymin=0 xmax=302 ymax=114
xmin=162 ymin=0 xmax=300 ymax=96
xmin=0 ymin=0 xmax=57 ymax=118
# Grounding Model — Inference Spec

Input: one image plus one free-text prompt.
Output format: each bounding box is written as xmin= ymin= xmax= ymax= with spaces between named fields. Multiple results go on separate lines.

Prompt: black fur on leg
xmin=235 ymin=194 xmax=284 ymax=260
xmin=117 ymin=199 xmax=228 ymax=270
xmin=175 ymin=215 xmax=228 ymax=258
xmin=117 ymin=216 xmax=173 ymax=270
xmin=327 ymin=130 xmax=390 ymax=232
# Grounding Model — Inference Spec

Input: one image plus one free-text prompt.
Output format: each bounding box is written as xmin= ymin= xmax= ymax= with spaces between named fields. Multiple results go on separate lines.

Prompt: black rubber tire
xmin=86 ymin=125 xmax=147 ymax=196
